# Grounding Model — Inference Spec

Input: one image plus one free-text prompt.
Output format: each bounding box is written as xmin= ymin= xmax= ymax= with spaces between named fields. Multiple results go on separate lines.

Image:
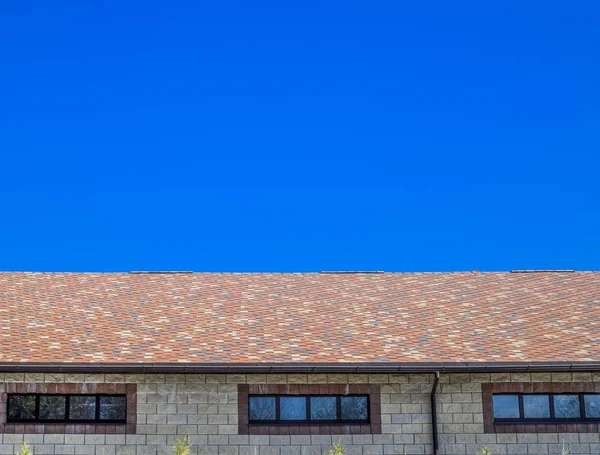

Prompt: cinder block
xmin=450 ymin=393 xmax=472 ymax=403
xmin=125 ymin=435 xmax=147 ymax=445
xmin=391 ymin=413 xmax=411 ymax=423
xmin=208 ymin=414 xmax=228 ymax=425
xmin=505 ymin=444 xmax=528 ymax=454
xmin=137 ymin=424 xmax=158 ymax=434
xmin=217 ymin=404 xmax=237 ymax=414
xmin=347 ymin=374 xmax=368 ymax=384
xmin=167 ymin=414 xmax=187 ymax=425
xmin=115 ymin=446 xmax=136 ymax=455
xmin=136 ymin=446 xmax=157 ymax=455
xmin=526 ymin=444 xmax=549 ymax=454
xmin=290 ymin=436 xmax=311 ymax=446
xmin=455 ymin=434 xmax=475 ymax=444
xmin=208 ymin=435 xmax=229 ymax=445
xmin=157 ymin=425 xmax=178 ymax=435
xmin=249 ymin=436 xmax=270 ymax=446
xmin=188 ymin=414 xmax=208 ymax=425
xmin=176 ymin=424 xmax=199 ymax=435
xmin=259 ymin=447 xmax=279 ymax=455
xmin=245 ymin=375 xmax=267 ymax=384
xmin=239 ymin=447 xmax=260 ymax=455
xmin=197 ymin=425 xmax=219 ymax=435
xmin=388 ymin=374 xmax=409 ymax=384
xmin=510 ymin=373 xmax=531 ymax=383
xmin=448 ymin=374 xmax=470 ymax=384
xmin=281 ymin=447 xmax=301 ymax=455
xmin=44 ymin=435 xmax=66 ymax=444
xmin=452 ymin=413 xmax=473 ymax=424
xmin=269 ymin=436 xmax=291 ymax=445
xmin=207 ymin=394 xmax=228 ymax=404
xmin=188 ymin=393 xmax=209 ymax=404
xmin=54 ymin=446 xmax=75 ymax=455
xmin=409 ymin=374 xmax=431 ymax=384
xmin=95 ymin=446 xmax=116 ymax=455
xmin=229 ymin=435 xmax=249 ymax=445
xmin=404 ymin=444 xmax=425 ymax=454
xmin=148 ymin=414 xmax=168 ymax=424
xmin=75 ymin=446 xmax=94 ymax=455
xmin=363 ymin=446 xmax=383 ymax=455
xmin=84 ymin=435 xmax=106 ymax=445
xmin=147 ymin=435 xmax=167 ymax=445
xmin=516 ymin=434 xmax=538 ymax=444
xmin=306 ymin=375 xmax=328 ymax=384
xmin=373 ymin=435 xmax=394 ymax=445
xmin=265 ymin=375 xmax=286 ymax=384
xmin=327 ymin=374 xmax=348 ymax=384
xmin=217 ymin=425 xmax=238 ymax=435
xmin=64 ymin=436 xmax=85 ymax=445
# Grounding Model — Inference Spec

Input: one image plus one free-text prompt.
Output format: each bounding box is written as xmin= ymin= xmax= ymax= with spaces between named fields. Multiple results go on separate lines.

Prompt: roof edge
xmin=1 ymin=362 xmax=600 ymax=374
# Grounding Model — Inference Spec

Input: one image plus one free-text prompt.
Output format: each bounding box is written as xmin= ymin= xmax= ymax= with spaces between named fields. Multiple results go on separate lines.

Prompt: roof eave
xmin=1 ymin=361 xmax=600 ymax=374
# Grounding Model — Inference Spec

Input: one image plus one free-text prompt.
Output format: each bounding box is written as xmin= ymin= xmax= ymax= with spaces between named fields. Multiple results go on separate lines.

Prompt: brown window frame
xmin=0 ymin=383 xmax=137 ymax=434
xmin=7 ymin=393 xmax=127 ymax=424
xmin=482 ymin=382 xmax=600 ymax=434
xmin=238 ymin=384 xmax=381 ymax=435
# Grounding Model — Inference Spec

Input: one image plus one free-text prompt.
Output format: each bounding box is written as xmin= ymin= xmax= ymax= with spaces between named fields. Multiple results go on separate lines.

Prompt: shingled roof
xmin=0 ymin=271 xmax=599 ymax=370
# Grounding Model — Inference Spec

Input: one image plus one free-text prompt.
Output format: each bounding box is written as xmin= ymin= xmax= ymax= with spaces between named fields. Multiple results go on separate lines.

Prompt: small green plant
xmin=562 ymin=440 xmax=570 ymax=455
xmin=173 ymin=437 xmax=191 ymax=455
xmin=475 ymin=446 xmax=492 ymax=455
xmin=16 ymin=442 xmax=31 ymax=455
xmin=324 ymin=440 xmax=345 ymax=455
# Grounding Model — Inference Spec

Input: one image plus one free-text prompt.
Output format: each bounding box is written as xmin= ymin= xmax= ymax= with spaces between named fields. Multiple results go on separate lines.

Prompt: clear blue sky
xmin=1 ymin=1 xmax=598 ymax=272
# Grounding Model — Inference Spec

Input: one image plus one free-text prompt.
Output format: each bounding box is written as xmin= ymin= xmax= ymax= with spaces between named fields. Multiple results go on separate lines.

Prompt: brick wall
xmin=1 ymin=372 xmax=599 ymax=455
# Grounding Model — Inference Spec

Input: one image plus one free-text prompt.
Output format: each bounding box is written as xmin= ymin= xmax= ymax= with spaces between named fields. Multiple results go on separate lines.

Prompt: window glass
xmin=554 ymin=395 xmax=581 ymax=419
xmin=310 ymin=396 xmax=337 ymax=420
xmin=492 ymin=395 xmax=520 ymax=418
xmin=7 ymin=395 xmax=36 ymax=420
xmin=99 ymin=396 xmax=126 ymax=421
xmin=39 ymin=395 xmax=66 ymax=420
xmin=341 ymin=396 xmax=368 ymax=420
xmin=523 ymin=395 xmax=550 ymax=418
xmin=69 ymin=396 xmax=97 ymax=420
xmin=584 ymin=395 xmax=600 ymax=418
xmin=280 ymin=397 xmax=307 ymax=420
xmin=249 ymin=396 xmax=276 ymax=421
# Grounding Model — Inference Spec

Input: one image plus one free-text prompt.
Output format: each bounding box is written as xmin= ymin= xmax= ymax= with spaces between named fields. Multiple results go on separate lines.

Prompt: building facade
xmin=2 ymin=371 xmax=600 ymax=455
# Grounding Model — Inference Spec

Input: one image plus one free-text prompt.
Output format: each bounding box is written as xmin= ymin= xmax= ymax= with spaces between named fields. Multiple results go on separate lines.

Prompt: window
xmin=7 ymin=394 xmax=127 ymax=424
xmin=492 ymin=393 xmax=600 ymax=423
xmin=248 ymin=395 xmax=369 ymax=424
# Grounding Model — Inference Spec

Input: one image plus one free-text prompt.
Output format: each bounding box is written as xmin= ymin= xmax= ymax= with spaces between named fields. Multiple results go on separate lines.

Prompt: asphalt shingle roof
xmin=0 ymin=271 xmax=598 ymax=364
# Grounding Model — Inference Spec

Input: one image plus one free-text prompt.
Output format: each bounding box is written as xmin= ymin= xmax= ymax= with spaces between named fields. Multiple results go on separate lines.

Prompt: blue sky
xmin=1 ymin=1 xmax=598 ymax=272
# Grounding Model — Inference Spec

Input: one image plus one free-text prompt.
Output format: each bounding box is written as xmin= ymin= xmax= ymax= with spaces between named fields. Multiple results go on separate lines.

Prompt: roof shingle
xmin=0 ymin=271 xmax=598 ymax=364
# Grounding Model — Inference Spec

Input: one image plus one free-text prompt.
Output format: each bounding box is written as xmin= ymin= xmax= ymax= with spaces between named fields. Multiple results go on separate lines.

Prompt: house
xmin=0 ymin=271 xmax=599 ymax=455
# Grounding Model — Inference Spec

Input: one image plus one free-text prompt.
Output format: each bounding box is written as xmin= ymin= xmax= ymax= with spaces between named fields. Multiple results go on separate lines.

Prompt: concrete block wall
xmin=0 ymin=372 xmax=599 ymax=455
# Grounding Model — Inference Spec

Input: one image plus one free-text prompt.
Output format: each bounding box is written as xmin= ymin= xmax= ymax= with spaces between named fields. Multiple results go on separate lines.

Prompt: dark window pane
xmin=584 ymin=395 xmax=600 ymax=418
xmin=69 ymin=396 xmax=96 ymax=420
xmin=341 ymin=396 xmax=368 ymax=421
xmin=493 ymin=395 xmax=520 ymax=418
xmin=39 ymin=396 xmax=66 ymax=420
xmin=249 ymin=397 xmax=276 ymax=421
xmin=280 ymin=397 xmax=307 ymax=420
xmin=310 ymin=396 xmax=337 ymax=420
xmin=99 ymin=396 xmax=126 ymax=421
xmin=8 ymin=395 xmax=36 ymax=420
xmin=554 ymin=395 xmax=581 ymax=419
xmin=523 ymin=395 xmax=550 ymax=418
